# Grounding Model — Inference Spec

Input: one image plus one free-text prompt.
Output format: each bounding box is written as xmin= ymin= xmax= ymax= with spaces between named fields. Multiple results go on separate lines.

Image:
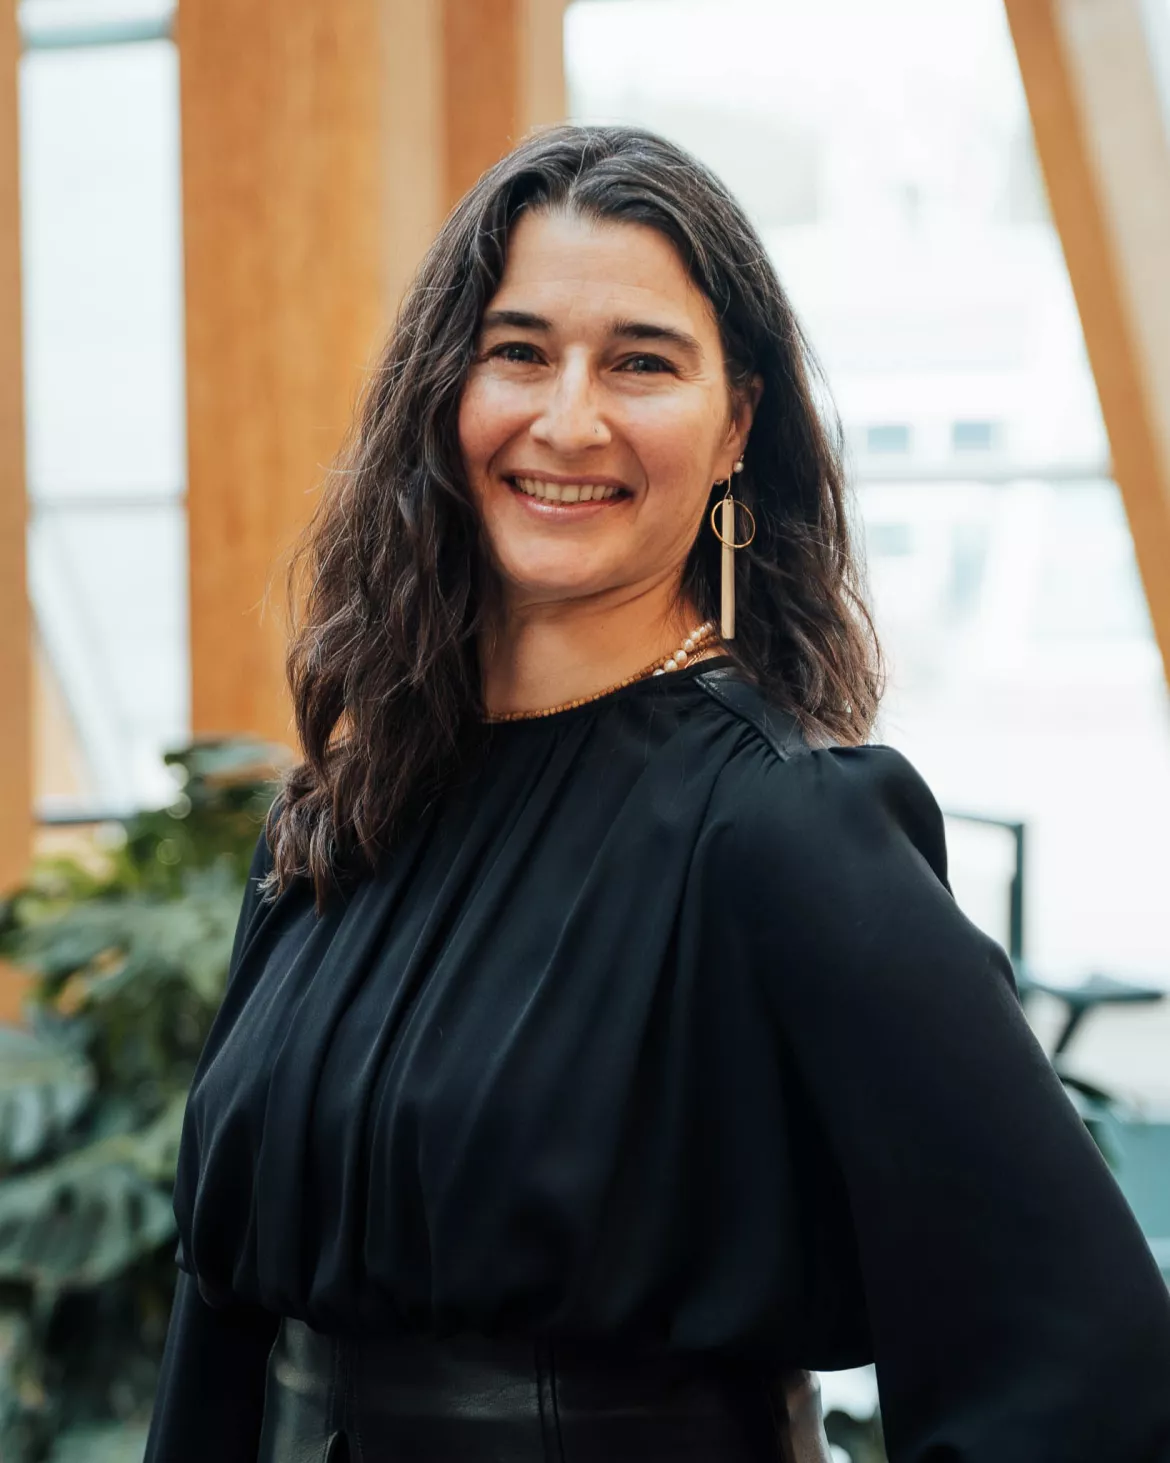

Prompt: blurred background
xmin=1 ymin=1 xmax=1168 ymax=1458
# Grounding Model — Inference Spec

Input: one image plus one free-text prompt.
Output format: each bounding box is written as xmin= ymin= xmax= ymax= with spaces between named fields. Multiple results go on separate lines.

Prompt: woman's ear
xmin=729 ymin=374 xmax=764 ymax=461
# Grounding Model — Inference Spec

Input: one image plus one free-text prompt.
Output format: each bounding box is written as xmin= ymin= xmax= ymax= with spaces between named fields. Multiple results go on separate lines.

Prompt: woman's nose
xmin=530 ymin=361 xmax=611 ymax=452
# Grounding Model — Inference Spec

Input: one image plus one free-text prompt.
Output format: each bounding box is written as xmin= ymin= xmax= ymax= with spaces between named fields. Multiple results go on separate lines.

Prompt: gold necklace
xmin=484 ymin=620 xmax=720 ymax=723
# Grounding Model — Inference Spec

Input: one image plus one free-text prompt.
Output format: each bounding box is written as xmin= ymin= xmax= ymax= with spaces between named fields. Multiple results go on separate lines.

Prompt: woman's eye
xmin=487 ymin=342 xmax=543 ymax=364
xmin=617 ymin=354 xmax=674 ymax=375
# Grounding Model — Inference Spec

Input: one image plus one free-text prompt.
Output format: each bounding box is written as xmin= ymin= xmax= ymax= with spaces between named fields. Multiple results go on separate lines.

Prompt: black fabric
xmin=146 ymin=1270 xmax=277 ymax=1463
xmin=146 ymin=657 xmax=1170 ymax=1462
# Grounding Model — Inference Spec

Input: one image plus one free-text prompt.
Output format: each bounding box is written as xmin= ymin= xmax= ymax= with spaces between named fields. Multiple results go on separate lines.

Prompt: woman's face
xmin=458 ymin=209 xmax=754 ymax=613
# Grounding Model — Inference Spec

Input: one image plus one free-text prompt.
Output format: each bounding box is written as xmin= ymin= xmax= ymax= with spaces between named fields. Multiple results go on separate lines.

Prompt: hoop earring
xmin=709 ymin=458 xmax=754 ymax=640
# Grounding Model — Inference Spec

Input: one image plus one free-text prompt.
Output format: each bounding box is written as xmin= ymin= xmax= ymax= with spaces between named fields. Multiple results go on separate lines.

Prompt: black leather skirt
xmin=256 ymin=1318 xmax=832 ymax=1463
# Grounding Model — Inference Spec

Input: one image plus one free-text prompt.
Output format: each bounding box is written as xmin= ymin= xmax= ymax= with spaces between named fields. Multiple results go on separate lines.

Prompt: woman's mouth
xmin=506 ymin=475 xmax=632 ymax=509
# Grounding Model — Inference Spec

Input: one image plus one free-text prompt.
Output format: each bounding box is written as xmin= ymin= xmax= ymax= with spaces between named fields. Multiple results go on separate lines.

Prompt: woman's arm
xmin=143 ymin=1270 xmax=278 ymax=1463
xmin=725 ymin=744 xmax=1170 ymax=1463
xmin=146 ymin=820 xmax=281 ymax=1460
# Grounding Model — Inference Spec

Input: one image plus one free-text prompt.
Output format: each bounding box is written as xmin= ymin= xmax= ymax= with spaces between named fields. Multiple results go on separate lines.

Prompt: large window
xmin=20 ymin=0 xmax=184 ymax=816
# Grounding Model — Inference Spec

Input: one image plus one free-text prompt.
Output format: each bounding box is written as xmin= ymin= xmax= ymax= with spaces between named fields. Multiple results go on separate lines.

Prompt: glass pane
xmin=1141 ymin=0 xmax=1170 ymax=142
xmin=29 ymin=502 xmax=189 ymax=814
xmin=857 ymin=474 xmax=1167 ymax=991
xmin=19 ymin=31 xmax=188 ymax=817
xmin=18 ymin=37 xmax=185 ymax=499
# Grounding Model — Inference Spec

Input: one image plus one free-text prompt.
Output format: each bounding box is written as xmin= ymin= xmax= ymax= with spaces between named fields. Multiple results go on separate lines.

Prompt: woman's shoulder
xmin=694 ymin=669 xmax=1013 ymax=1011
xmin=693 ymin=667 xmax=948 ymax=889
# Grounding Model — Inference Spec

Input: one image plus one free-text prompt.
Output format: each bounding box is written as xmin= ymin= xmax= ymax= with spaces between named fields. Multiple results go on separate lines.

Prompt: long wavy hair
xmin=263 ymin=124 xmax=883 ymax=911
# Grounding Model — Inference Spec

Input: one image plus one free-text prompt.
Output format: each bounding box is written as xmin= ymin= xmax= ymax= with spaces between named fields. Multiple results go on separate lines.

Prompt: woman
xmin=145 ymin=125 xmax=1170 ymax=1463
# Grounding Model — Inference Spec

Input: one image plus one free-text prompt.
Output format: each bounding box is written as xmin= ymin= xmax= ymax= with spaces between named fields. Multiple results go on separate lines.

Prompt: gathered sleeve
xmin=719 ymin=743 xmax=1170 ymax=1462
xmin=143 ymin=1270 xmax=278 ymax=1463
xmin=145 ymin=824 xmax=281 ymax=1462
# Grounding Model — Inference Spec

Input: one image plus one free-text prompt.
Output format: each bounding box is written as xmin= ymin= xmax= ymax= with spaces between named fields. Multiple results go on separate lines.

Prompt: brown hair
xmin=264 ymin=124 xmax=883 ymax=911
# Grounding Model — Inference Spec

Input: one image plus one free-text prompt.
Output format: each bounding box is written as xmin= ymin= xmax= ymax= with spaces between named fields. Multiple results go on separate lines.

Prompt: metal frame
xmin=943 ymin=811 xmax=1027 ymax=965
xmin=18 ymin=7 xmax=173 ymax=53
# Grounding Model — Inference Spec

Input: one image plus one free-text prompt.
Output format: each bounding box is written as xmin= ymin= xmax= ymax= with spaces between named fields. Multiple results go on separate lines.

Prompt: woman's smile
xmin=504 ymin=471 xmax=634 ymax=517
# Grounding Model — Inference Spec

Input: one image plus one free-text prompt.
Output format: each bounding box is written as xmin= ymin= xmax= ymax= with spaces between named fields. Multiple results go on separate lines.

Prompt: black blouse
xmin=147 ymin=657 xmax=1170 ymax=1462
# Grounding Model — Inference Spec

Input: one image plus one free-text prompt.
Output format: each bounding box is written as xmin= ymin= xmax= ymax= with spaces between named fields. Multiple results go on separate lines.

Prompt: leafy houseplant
xmin=0 ymin=740 xmax=285 ymax=1461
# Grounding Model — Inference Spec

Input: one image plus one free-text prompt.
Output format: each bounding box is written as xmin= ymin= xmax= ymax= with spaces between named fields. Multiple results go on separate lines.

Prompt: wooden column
xmin=1005 ymin=0 xmax=1170 ymax=685
xmin=0 ymin=3 xmax=30 ymax=899
xmin=443 ymin=0 xmax=567 ymax=209
xmin=180 ymin=0 xmax=566 ymax=750
xmin=178 ymin=2 xmax=390 ymax=749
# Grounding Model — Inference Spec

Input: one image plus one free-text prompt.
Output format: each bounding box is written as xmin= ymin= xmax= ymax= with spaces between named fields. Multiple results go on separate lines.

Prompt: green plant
xmin=0 ymin=740 xmax=285 ymax=1461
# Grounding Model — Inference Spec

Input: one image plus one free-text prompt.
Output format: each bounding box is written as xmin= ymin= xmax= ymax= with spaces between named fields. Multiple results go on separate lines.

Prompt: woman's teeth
xmin=512 ymin=477 xmax=623 ymax=503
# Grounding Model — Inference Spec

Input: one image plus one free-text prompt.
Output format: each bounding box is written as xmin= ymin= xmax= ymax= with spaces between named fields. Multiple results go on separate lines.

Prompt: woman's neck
xmin=480 ymin=586 xmax=716 ymax=718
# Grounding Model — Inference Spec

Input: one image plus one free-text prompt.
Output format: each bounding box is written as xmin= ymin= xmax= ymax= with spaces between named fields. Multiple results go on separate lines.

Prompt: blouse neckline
xmin=481 ymin=653 xmax=739 ymax=730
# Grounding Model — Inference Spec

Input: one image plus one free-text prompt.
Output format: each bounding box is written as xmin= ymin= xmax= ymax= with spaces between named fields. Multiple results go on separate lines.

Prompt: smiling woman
xmin=144 ymin=126 xmax=1170 ymax=1463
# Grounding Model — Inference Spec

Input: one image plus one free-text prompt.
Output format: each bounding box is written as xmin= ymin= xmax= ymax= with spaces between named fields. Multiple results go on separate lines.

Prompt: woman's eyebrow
xmin=481 ymin=309 xmax=551 ymax=332
xmin=610 ymin=318 xmax=702 ymax=358
xmin=479 ymin=309 xmax=702 ymax=359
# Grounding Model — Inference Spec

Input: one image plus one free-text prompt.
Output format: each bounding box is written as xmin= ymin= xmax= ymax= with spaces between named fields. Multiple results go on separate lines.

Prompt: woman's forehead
xmin=486 ymin=210 xmax=719 ymax=343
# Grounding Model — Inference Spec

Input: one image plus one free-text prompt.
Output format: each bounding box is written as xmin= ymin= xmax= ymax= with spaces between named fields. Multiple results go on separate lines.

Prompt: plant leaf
xmin=0 ymin=1029 xmax=94 ymax=1176
xmin=0 ymin=1121 xmax=179 ymax=1289
xmin=2 ymin=873 xmax=241 ymax=1013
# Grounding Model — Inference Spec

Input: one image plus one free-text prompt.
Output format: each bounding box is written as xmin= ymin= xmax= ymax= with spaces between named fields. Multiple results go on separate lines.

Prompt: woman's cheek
xmin=460 ymin=377 xmax=534 ymax=468
xmin=622 ymin=390 xmax=717 ymax=462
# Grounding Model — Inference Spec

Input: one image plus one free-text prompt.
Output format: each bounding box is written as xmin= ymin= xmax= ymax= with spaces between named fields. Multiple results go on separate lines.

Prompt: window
xmin=952 ymin=420 xmax=1002 ymax=452
xmin=866 ymin=423 xmax=912 ymax=454
xmin=21 ymin=13 xmax=186 ymax=814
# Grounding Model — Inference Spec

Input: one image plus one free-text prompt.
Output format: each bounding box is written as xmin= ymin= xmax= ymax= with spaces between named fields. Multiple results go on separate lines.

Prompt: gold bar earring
xmin=721 ymin=495 xmax=735 ymax=639
xmin=709 ymin=458 xmax=754 ymax=640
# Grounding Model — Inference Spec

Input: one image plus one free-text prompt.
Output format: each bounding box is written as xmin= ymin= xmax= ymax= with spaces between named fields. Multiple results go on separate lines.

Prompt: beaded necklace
xmin=484 ymin=620 xmax=720 ymax=723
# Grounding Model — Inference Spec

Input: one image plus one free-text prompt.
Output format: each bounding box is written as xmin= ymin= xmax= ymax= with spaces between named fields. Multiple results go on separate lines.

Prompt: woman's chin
xmin=497 ymin=558 xmax=622 ymax=605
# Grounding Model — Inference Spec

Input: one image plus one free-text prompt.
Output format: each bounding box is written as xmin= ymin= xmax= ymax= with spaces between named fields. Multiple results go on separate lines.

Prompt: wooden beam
xmin=178 ymin=1 xmax=391 ymax=749
xmin=0 ymin=0 xmax=31 ymax=909
xmin=180 ymin=0 xmax=566 ymax=749
xmin=443 ymin=0 xmax=567 ymax=210
xmin=382 ymin=1 xmax=445 ymax=313
xmin=1005 ymin=0 xmax=1170 ymax=684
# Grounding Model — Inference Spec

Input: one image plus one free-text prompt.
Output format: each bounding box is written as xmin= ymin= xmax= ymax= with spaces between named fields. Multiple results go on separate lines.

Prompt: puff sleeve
xmin=717 ymin=743 xmax=1170 ymax=1462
